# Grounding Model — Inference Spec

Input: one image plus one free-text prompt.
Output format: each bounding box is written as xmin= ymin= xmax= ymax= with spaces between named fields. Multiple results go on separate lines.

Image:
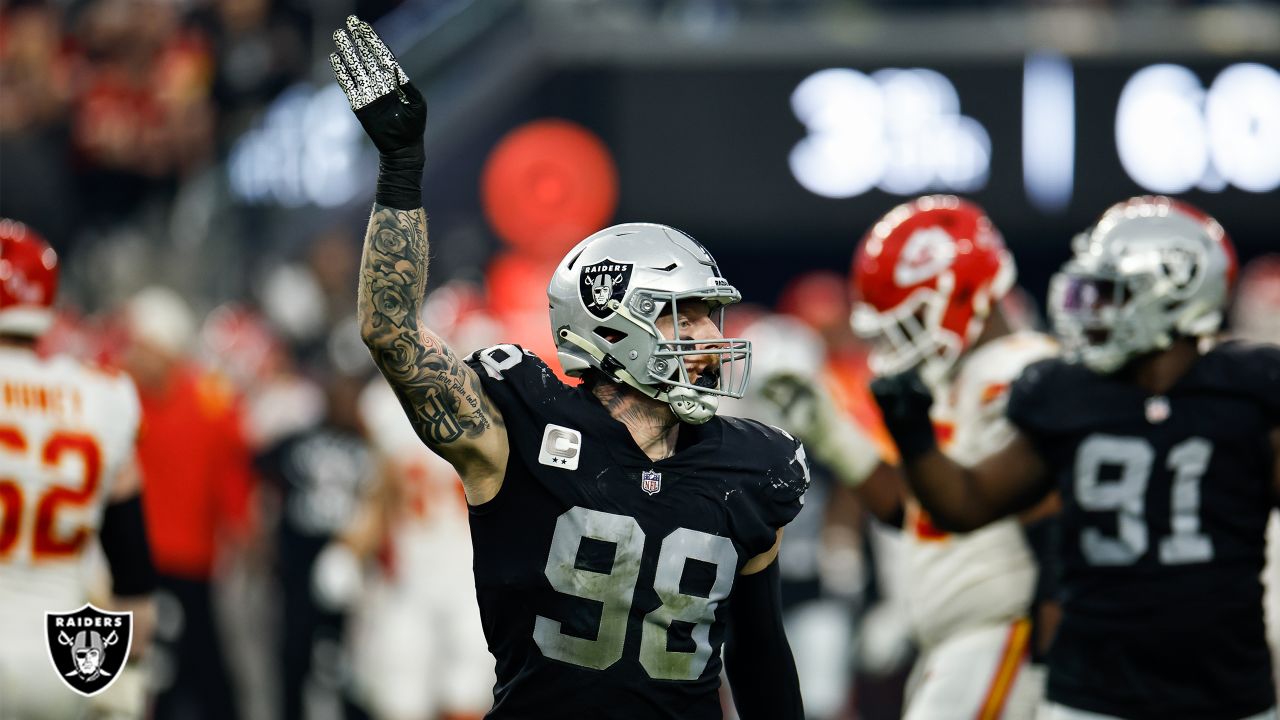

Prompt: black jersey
xmin=1007 ymin=341 xmax=1280 ymax=719
xmin=462 ymin=345 xmax=809 ymax=720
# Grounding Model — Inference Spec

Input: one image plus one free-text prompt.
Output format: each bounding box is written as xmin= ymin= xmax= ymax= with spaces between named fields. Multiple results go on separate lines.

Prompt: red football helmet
xmin=851 ymin=195 xmax=1014 ymax=385
xmin=0 ymin=219 xmax=59 ymax=337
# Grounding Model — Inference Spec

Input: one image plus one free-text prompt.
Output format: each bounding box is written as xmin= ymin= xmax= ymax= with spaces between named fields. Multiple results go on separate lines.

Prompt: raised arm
xmin=871 ymin=370 xmax=1053 ymax=532
xmin=332 ymin=16 xmax=507 ymax=503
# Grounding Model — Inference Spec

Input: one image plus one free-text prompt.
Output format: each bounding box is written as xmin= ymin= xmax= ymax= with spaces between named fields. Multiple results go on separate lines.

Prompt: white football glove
xmin=760 ymin=371 xmax=880 ymax=487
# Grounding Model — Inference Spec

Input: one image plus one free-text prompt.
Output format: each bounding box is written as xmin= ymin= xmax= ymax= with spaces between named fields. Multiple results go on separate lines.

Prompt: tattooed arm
xmin=332 ymin=18 xmax=508 ymax=503
xmin=359 ymin=205 xmax=509 ymax=504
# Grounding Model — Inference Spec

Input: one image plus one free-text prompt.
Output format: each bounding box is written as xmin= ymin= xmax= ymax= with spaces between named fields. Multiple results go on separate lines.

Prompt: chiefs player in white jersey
xmin=855 ymin=197 xmax=1060 ymax=719
xmin=770 ymin=197 xmax=1056 ymax=718
xmin=0 ymin=221 xmax=157 ymax=720
xmin=311 ymin=377 xmax=495 ymax=720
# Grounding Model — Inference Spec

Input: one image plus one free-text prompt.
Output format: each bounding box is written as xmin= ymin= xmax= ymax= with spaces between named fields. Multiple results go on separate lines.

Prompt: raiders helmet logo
xmin=580 ymin=259 xmax=634 ymax=319
xmin=45 ymin=604 xmax=133 ymax=697
xmin=1158 ymin=243 xmax=1205 ymax=299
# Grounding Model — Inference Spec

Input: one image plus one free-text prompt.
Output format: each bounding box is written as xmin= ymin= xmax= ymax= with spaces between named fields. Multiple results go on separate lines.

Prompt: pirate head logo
xmin=1158 ymin=243 xmax=1205 ymax=299
xmin=46 ymin=604 xmax=132 ymax=696
xmin=580 ymin=259 xmax=634 ymax=319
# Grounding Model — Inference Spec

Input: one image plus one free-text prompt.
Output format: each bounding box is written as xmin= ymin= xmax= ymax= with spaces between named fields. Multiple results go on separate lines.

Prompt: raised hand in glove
xmin=330 ymin=15 xmax=427 ymax=209
xmin=869 ymin=368 xmax=937 ymax=464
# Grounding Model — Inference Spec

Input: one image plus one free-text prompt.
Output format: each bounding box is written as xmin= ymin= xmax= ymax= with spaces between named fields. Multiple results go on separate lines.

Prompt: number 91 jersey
xmin=1007 ymin=341 xmax=1279 ymax=719
xmin=464 ymin=346 xmax=810 ymax=719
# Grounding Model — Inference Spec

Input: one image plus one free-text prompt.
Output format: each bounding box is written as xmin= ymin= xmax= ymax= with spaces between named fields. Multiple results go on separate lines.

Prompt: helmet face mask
xmin=644 ymin=292 xmax=749 ymax=395
xmin=1049 ymin=196 xmax=1234 ymax=374
xmin=548 ymin=223 xmax=752 ymax=424
xmin=851 ymin=195 xmax=1013 ymax=388
xmin=851 ymin=282 xmax=961 ymax=387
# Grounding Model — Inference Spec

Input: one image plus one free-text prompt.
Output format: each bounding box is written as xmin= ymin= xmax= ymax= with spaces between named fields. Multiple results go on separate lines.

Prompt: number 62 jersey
xmin=0 ymin=348 xmax=141 ymax=605
xmin=0 ymin=347 xmax=142 ymax=720
xmin=463 ymin=346 xmax=810 ymax=719
xmin=1007 ymin=341 xmax=1280 ymax=720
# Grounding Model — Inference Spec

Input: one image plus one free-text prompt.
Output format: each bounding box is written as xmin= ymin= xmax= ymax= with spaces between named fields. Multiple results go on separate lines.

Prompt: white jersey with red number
xmin=904 ymin=332 xmax=1057 ymax=650
xmin=0 ymin=347 xmax=140 ymax=603
xmin=0 ymin=347 xmax=141 ymax=719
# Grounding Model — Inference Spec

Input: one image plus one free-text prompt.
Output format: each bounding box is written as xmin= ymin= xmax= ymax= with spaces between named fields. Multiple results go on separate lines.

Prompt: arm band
xmin=100 ymin=494 xmax=158 ymax=597
xmin=724 ymin=560 xmax=804 ymax=720
xmin=1022 ymin=514 xmax=1061 ymax=662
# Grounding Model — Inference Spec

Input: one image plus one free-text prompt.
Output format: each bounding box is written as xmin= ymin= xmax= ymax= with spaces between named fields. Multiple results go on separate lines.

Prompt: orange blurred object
xmin=776 ymin=270 xmax=850 ymax=334
xmin=485 ymin=251 xmax=557 ymax=316
xmin=485 ymin=252 xmax=567 ymax=378
xmin=481 ymin=119 xmax=619 ymax=261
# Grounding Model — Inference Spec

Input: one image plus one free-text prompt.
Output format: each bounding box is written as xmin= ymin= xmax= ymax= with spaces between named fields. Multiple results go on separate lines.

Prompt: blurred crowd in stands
xmin=2 ymin=0 xmax=306 ymax=246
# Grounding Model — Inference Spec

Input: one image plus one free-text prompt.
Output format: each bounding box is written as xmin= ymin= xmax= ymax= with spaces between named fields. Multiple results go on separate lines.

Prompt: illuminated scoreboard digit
xmin=1116 ymin=63 xmax=1280 ymax=194
xmin=788 ymin=68 xmax=991 ymax=199
xmin=788 ymin=60 xmax=1280 ymax=206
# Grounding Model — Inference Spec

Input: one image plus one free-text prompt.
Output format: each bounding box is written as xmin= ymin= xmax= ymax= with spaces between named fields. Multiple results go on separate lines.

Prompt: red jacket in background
xmin=136 ymin=363 xmax=255 ymax=580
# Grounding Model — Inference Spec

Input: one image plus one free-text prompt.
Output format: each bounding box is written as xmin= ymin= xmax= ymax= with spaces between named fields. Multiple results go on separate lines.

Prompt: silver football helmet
xmin=547 ymin=223 xmax=750 ymax=424
xmin=1049 ymin=196 xmax=1236 ymax=374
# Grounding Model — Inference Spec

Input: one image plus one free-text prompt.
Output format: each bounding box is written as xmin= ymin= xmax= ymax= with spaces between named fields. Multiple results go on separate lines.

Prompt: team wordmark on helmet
xmin=45 ymin=604 xmax=133 ymax=697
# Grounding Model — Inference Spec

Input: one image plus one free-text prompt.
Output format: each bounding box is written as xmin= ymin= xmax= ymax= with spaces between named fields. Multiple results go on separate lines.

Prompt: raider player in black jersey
xmin=871 ymin=196 xmax=1279 ymax=720
xmin=328 ymin=17 xmax=808 ymax=719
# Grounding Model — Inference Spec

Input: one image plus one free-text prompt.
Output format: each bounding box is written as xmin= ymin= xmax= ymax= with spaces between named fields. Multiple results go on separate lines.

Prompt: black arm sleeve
xmin=1021 ymin=513 xmax=1061 ymax=663
xmin=99 ymin=494 xmax=157 ymax=597
xmin=723 ymin=559 xmax=804 ymax=720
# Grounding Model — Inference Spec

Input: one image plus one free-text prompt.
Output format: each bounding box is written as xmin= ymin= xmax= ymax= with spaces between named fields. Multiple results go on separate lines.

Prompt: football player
xmin=313 ymin=376 xmax=497 ymax=720
xmin=329 ymin=16 xmax=807 ymax=719
xmin=872 ymin=196 xmax=1278 ymax=718
xmin=765 ymin=197 xmax=1057 ymax=718
xmin=0 ymin=220 xmax=157 ymax=720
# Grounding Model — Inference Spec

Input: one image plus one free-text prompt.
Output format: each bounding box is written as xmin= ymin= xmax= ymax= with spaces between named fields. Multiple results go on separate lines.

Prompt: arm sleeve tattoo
xmin=358 ymin=204 xmax=503 ymax=450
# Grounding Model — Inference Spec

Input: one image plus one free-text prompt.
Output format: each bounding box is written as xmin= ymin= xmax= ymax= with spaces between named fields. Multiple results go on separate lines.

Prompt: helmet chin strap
xmin=666 ymin=385 xmax=718 ymax=424
xmin=557 ymin=328 xmax=718 ymax=424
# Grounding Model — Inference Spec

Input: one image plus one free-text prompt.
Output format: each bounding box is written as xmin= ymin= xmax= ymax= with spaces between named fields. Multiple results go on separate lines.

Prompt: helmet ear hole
xmin=594 ymin=326 xmax=627 ymax=343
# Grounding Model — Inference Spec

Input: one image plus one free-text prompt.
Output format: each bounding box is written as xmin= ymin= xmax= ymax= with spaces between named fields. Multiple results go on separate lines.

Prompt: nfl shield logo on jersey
xmin=1145 ymin=395 xmax=1171 ymax=424
xmin=640 ymin=469 xmax=662 ymax=496
xmin=45 ymin=604 xmax=133 ymax=697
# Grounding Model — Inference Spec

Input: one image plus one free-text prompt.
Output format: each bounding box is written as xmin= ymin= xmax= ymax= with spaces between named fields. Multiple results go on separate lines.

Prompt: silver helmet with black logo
xmin=1049 ymin=196 xmax=1236 ymax=374
xmin=547 ymin=223 xmax=751 ymax=424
